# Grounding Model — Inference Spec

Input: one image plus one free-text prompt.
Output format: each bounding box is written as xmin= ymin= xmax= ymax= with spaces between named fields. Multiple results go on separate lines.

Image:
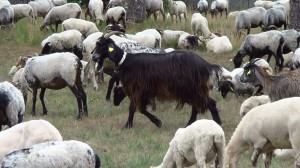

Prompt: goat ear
xmin=108 ymin=44 xmax=116 ymax=59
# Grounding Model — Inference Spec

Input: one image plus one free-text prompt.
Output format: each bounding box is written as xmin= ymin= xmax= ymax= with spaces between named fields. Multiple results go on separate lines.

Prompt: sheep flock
xmin=1 ymin=0 xmax=300 ymax=167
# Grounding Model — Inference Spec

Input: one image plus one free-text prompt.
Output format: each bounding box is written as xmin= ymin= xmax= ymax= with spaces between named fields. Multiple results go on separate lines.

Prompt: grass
xmin=0 ymin=12 xmax=294 ymax=168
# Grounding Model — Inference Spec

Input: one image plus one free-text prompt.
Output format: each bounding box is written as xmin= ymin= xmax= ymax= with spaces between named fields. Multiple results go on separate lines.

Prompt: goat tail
xmin=213 ymin=133 xmax=226 ymax=168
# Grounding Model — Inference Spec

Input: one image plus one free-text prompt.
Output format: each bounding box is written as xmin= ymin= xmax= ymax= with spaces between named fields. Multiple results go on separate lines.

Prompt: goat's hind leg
xmin=208 ymin=98 xmax=221 ymax=125
xmin=140 ymin=98 xmax=162 ymax=128
xmin=186 ymin=106 xmax=198 ymax=126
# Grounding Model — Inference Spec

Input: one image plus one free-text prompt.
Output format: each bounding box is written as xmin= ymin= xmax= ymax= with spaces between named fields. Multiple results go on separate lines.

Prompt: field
xmin=0 ymin=12 xmax=294 ymax=167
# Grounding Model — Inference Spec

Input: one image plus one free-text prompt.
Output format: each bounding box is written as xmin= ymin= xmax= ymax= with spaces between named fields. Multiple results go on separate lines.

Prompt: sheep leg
xmin=31 ymin=87 xmax=38 ymax=116
xmin=75 ymin=81 xmax=88 ymax=116
xmin=208 ymin=98 xmax=222 ymax=125
xmin=55 ymin=23 xmax=58 ymax=32
xmin=251 ymin=148 xmax=262 ymax=167
xmin=153 ymin=12 xmax=158 ymax=20
xmin=39 ymin=87 xmax=48 ymax=115
xmin=266 ymin=54 xmax=272 ymax=62
xmin=123 ymin=101 xmax=136 ymax=129
xmin=264 ymin=151 xmax=273 ymax=168
xmin=140 ymin=97 xmax=162 ymax=128
xmin=68 ymin=85 xmax=84 ymax=120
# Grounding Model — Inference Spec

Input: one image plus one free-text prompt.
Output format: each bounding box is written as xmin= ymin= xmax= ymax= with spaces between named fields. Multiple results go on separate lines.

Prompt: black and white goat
xmin=92 ymin=31 xmax=222 ymax=129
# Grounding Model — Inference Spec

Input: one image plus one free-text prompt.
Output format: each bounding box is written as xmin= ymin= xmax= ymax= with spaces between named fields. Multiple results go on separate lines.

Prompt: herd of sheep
xmin=1 ymin=0 xmax=300 ymax=167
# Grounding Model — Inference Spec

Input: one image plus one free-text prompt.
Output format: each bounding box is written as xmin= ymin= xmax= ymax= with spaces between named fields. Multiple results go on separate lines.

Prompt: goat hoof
xmin=155 ymin=120 xmax=162 ymax=128
xmin=122 ymin=123 xmax=132 ymax=129
xmin=106 ymin=98 xmax=111 ymax=102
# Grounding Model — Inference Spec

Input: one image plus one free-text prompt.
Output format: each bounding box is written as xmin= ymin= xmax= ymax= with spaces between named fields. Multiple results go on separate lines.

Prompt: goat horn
xmin=104 ymin=31 xmax=124 ymax=39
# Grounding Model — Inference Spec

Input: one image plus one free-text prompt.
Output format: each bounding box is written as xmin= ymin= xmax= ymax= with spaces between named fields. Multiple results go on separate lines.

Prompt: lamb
xmin=178 ymin=32 xmax=201 ymax=50
xmin=92 ymin=31 xmax=223 ymax=128
xmin=0 ymin=119 xmax=63 ymax=162
xmin=239 ymin=95 xmax=271 ymax=116
xmin=0 ymin=81 xmax=25 ymax=130
xmin=1 ymin=140 xmax=101 ymax=168
xmin=28 ymin=0 xmax=53 ymax=19
xmin=168 ymin=0 xmax=187 ymax=22
xmin=240 ymin=59 xmax=300 ymax=102
xmin=191 ymin=12 xmax=212 ymax=38
xmin=22 ymin=53 xmax=88 ymax=119
xmin=11 ymin=4 xmax=34 ymax=23
xmin=150 ymin=119 xmax=225 ymax=168
xmin=41 ymin=29 xmax=84 ymax=59
xmin=145 ymin=0 xmax=165 ymax=20
xmin=225 ymin=97 xmax=300 ymax=168
xmin=261 ymin=4 xmax=287 ymax=31
xmin=88 ymin=0 xmax=104 ymax=25
xmin=232 ymin=30 xmax=285 ymax=70
xmin=40 ymin=3 xmax=82 ymax=32
xmin=62 ymin=18 xmax=99 ymax=38
xmin=197 ymin=0 xmax=208 ymax=16
xmin=105 ymin=6 xmax=126 ymax=29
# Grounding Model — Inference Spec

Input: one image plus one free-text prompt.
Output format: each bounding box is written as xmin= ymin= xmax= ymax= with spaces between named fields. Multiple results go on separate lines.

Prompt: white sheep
xmin=11 ymin=4 xmax=34 ymax=23
xmin=151 ymin=119 xmax=225 ymax=168
xmin=28 ymin=0 xmax=53 ymax=19
xmin=254 ymin=0 xmax=275 ymax=9
xmin=40 ymin=3 xmax=82 ymax=32
xmin=286 ymin=48 xmax=300 ymax=70
xmin=225 ymin=97 xmax=300 ymax=168
xmin=51 ymin=0 xmax=67 ymax=6
xmin=210 ymin=0 xmax=228 ymax=18
xmin=178 ymin=32 xmax=201 ymax=50
xmin=168 ymin=0 xmax=187 ymax=22
xmin=200 ymin=35 xmax=233 ymax=54
xmin=161 ymin=29 xmax=186 ymax=43
xmin=0 ymin=119 xmax=63 ymax=162
xmin=228 ymin=11 xmax=240 ymax=18
xmin=261 ymin=3 xmax=287 ymax=31
xmin=1 ymin=140 xmax=101 ymax=168
xmin=0 ymin=0 xmax=14 ymax=27
xmin=125 ymin=33 xmax=158 ymax=48
xmin=135 ymin=29 xmax=162 ymax=48
xmin=0 ymin=81 xmax=25 ymax=130
xmin=88 ymin=0 xmax=104 ymax=25
xmin=62 ymin=18 xmax=99 ymax=38
xmin=197 ymin=0 xmax=208 ymax=16
xmin=41 ymin=29 xmax=84 ymax=59
xmin=281 ymin=29 xmax=300 ymax=54
xmin=10 ymin=67 xmax=29 ymax=104
xmin=191 ymin=12 xmax=211 ymax=38
xmin=239 ymin=95 xmax=271 ymax=116
xmin=23 ymin=53 xmax=88 ymax=119
xmin=145 ymin=0 xmax=165 ymax=20
xmin=105 ymin=6 xmax=126 ymax=29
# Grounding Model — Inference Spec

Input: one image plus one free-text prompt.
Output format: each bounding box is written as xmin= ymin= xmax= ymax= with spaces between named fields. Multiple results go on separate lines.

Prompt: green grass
xmin=0 ymin=13 xmax=294 ymax=168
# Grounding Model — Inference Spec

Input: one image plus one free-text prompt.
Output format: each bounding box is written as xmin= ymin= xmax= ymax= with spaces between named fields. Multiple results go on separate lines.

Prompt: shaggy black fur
xmin=92 ymin=33 xmax=222 ymax=128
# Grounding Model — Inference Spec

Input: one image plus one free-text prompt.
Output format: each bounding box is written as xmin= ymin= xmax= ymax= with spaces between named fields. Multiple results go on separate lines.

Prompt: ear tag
xmin=109 ymin=47 xmax=114 ymax=52
xmin=247 ymin=71 xmax=251 ymax=75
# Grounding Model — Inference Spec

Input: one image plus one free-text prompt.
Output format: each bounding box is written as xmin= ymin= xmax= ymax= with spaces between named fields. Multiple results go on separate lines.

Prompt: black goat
xmin=92 ymin=31 xmax=222 ymax=129
xmin=241 ymin=59 xmax=300 ymax=102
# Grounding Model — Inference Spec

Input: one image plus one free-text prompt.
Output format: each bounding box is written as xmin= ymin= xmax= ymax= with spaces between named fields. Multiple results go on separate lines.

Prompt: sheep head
xmin=232 ymin=50 xmax=247 ymax=68
xmin=92 ymin=31 xmax=125 ymax=64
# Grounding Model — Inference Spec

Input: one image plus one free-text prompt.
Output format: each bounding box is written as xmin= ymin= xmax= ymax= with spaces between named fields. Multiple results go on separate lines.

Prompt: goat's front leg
xmin=208 ymin=97 xmax=221 ymax=125
xmin=39 ymin=87 xmax=48 ymax=115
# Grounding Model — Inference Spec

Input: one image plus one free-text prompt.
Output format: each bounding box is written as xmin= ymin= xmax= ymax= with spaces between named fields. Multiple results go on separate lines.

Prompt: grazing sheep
xmin=1 ymin=140 xmax=101 ymax=168
xmin=191 ymin=12 xmax=211 ymax=38
xmin=232 ymin=30 xmax=284 ymax=70
xmin=0 ymin=119 xmax=63 ymax=162
xmin=145 ymin=0 xmax=165 ymax=20
xmin=40 ymin=3 xmax=82 ymax=32
xmin=225 ymin=97 xmax=300 ymax=168
xmin=62 ymin=18 xmax=99 ymax=38
xmin=23 ymin=53 xmax=88 ymax=119
xmin=0 ymin=81 xmax=25 ymax=130
xmin=161 ymin=29 xmax=186 ymax=43
xmin=0 ymin=1 xmax=14 ymax=27
xmin=168 ymin=0 xmax=187 ymax=22
xmin=28 ymin=0 xmax=53 ymax=19
xmin=254 ymin=0 xmax=275 ymax=9
xmin=151 ymin=119 xmax=225 ymax=168
xmin=126 ymin=33 xmax=159 ymax=48
xmin=11 ymin=4 xmax=34 ymax=23
xmin=105 ymin=6 xmax=126 ymax=29
xmin=178 ymin=32 xmax=201 ymax=50
xmin=41 ymin=29 xmax=84 ymax=59
xmin=199 ymin=35 xmax=233 ymax=53
xmin=240 ymin=59 xmax=300 ymax=102
xmin=88 ymin=0 xmax=104 ymax=25
xmin=239 ymin=95 xmax=270 ymax=116
xmin=108 ymin=0 xmax=122 ymax=7
xmin=228 ymin=11 xmax=240 ymax=18
xmin=135 ymin=29 xmax=162 ymax=48
xmin=261 ymin=4 xmax=287 ymax=31
xmin=51 ymin=0 xmax=67 ymax=6
xmin=281 ymin=29 xmax=300 ymax=54
xmin=197 ymin=0 xmax=208 ymax=16
xmin=92 ymin=31 xmax=223 ymax=128
xmin=210 ymin=0 xmax=228 ymax=18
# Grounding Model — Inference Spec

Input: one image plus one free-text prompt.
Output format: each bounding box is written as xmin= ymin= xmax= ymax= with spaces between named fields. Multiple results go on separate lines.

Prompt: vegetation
xmin=0 ymin=12 xmax=294 ymax=168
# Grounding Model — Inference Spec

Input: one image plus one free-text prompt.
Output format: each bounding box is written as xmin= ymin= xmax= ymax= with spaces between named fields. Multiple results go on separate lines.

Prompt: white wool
xmin=62 ymin=18 xmax=99 ymax=38
xmin=205 ymin=36 xmax=233 ymax=54
xmin=88 ymin=0 xmax=104 ymax=25
xmin=28 ymin=0 xmax=53 ymax=19
xmin=168 ymin=0 xmax=187 ymax=22
xmin=145 ymin=0 xmax=165 ymax=20
xmin=136 ymin=29 xmax=162 ymax=48
xmin=191 ymin=12 xmax=211 ymax=38
xmin=161 ymin=29 xmax=186 ymax=42
xmin=0 ymin=119 xmax=62 ymax=162
xmin=239 ymin=95 xmax=271 ymax=116
xmin=11 ymin=4 xmax=34 ymax=23
xmin=151 ymin=119 xmax=225 ymax=168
